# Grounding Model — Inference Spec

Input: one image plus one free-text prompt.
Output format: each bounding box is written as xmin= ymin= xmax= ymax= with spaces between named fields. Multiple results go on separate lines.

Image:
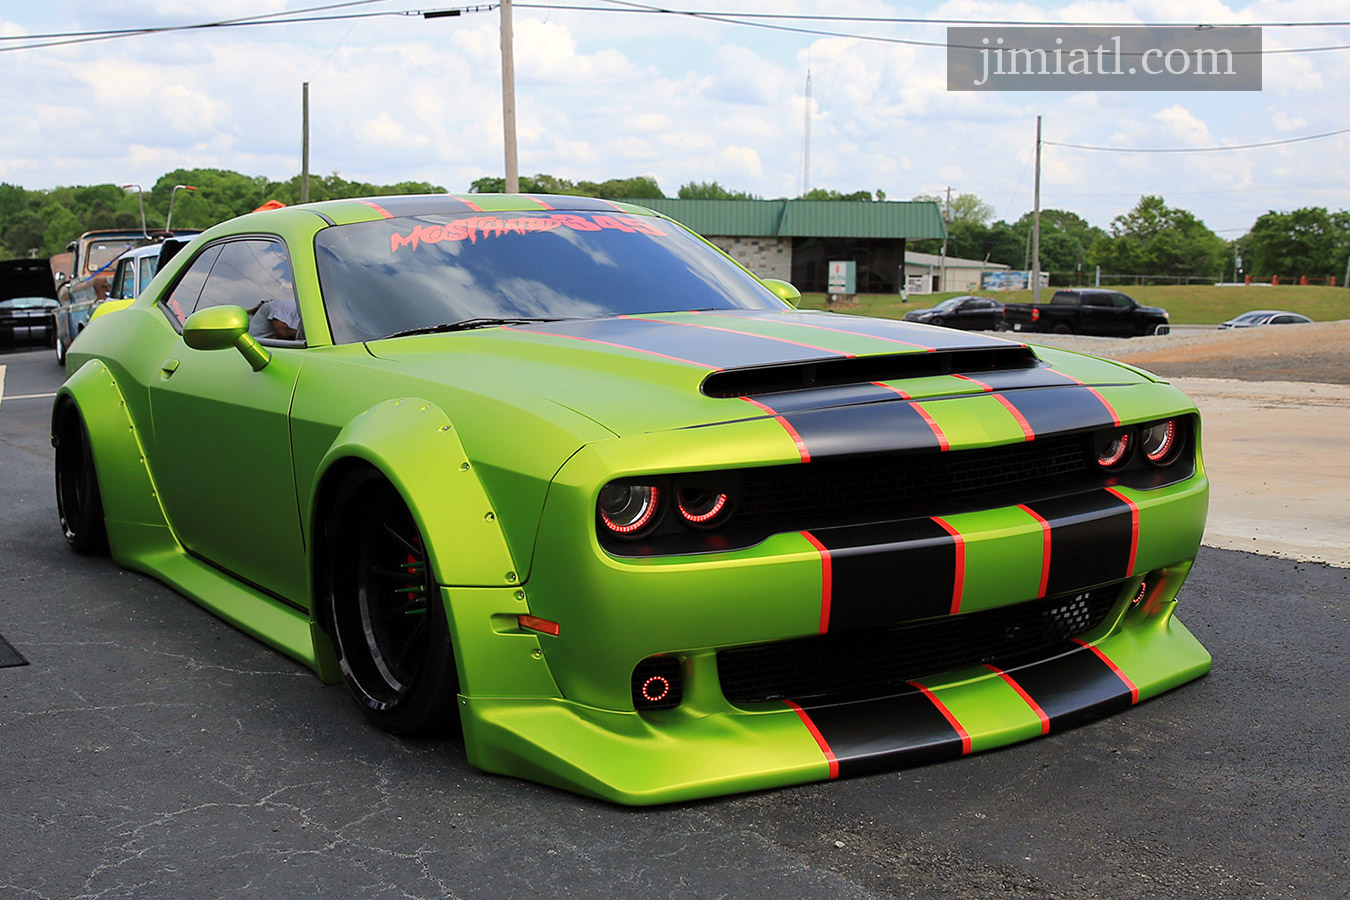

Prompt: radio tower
xmin=800 ymin=62 xmax=812 ymax=196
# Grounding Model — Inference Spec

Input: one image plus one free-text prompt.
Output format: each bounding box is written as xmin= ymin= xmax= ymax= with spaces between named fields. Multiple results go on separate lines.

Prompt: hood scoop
xmin=700 ymin=345 xmax=1041 ymax=398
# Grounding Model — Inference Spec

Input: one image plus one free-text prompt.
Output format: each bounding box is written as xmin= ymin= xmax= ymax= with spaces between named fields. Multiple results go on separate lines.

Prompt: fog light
xmin=631 ymin=656 xmax=683 ymax=711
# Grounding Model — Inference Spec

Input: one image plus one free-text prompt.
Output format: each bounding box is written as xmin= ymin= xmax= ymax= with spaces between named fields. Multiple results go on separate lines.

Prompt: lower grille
xmin=717 ymin=584 xmax=1122 ymax=706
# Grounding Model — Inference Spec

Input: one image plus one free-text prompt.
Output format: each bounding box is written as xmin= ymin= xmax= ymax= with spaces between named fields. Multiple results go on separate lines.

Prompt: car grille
xmin=734 ymin=433 xmax=1088 ymax=528
xmin=717 ymin=583 xmax=1122 ymax=706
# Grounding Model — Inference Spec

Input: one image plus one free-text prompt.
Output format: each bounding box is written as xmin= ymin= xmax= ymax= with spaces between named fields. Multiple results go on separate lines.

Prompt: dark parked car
xmin=1 ymin=257 xmax=59 ymax=351
xmin=1002 ymin=289 xmax=1169 ymax=337
xmin=902 ymin=295 xmax=1004 ymax=330
xmin=1218 ymin=310 xmax=1312 ymax=328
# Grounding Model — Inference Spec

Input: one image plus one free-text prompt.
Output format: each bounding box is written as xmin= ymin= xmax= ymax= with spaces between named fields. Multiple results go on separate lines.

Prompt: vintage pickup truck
xmin=1001 ymin=288 xmax=1170 ymax=337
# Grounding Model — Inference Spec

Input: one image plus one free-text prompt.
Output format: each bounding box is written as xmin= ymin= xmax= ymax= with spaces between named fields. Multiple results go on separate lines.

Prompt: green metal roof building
xmin=623 ymin=199 xmax=947 ymax=293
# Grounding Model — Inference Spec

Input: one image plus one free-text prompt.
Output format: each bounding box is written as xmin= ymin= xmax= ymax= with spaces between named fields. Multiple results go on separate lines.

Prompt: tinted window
xmin=1050 ymin=291 xmax=1077 ymax=305
xmin=1110 ymin=293 xmax=1133 ymax=309
xmin=195 ymin=240 xmax=295 ymax=317
xmin=163 ymin=245 xmax=222 ymax=324
xmin=315 ymin=211 xmax=785 ymax=344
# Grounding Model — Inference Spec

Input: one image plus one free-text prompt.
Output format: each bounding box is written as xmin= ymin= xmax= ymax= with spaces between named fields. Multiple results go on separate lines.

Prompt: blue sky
xmin=2 ymin=0 xmax=1349 ymax=236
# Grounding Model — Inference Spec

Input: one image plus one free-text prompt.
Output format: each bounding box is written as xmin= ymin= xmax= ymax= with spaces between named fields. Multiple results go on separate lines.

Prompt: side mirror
xmin=761 ymin=278 xmax=801 ymax=308
xmin=182 ymin=305 xmax=271 ymax=371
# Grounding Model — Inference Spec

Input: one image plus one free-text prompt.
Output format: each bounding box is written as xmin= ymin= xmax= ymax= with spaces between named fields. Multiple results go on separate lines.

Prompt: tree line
xmin=4 ymin=168 xmax=1346 ymax=284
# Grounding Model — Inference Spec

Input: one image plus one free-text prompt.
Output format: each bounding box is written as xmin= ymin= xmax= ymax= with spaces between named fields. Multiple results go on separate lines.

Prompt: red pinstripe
xmin=801 ymin=531 xmax=833 ymax=634
xmin=1017 ymin=504 xmax=1052 ymax=598
xmin=1071 ymin=639 xmax=1140 ymax=704
xmin=528 ymin=195 xmax=555 ymax=209
xmin=356 ymin=199 xmax=393 ymax=219
xmin=871 ymin=380 xmax=912 ymax=400
xmin=952 ymin=373 xmax=994 ymax=392
xmin=910 ymin=401 xmax=950 ymax=451
xmin=984 ymin=665 xmax=1051 ymax=734
xmin=1103 ymin=487 xmax=1140 ymax=576
xmin=742 ymin=397 xmax=811 ymax=462
xmin=931 ymin=516 xmax=965 ymax=614
xmin=620 ymin=314 xmax=854 ymax=358
xmin=995 ymin=394 xmax=1036 ymax=441
xmin=500 ymin=327 xmax=713 ymax=369
xmin=910 ymin=682 xmax=972 ymax=754
xmin=785 ymin=701 xmax=839 ymax=778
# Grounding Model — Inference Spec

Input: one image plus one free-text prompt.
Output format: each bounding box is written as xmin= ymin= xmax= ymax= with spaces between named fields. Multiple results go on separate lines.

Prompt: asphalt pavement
xmin=1 ymin=346 xmax=1347 ymax=900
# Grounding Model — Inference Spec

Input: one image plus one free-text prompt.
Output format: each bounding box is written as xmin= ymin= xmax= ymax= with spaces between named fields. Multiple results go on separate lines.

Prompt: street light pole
xmin=500 ymin=0 xmax=519 ymax=193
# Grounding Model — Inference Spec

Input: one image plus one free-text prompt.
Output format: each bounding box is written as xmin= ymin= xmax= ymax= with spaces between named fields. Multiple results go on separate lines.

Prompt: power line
xmin=0 ymin=3 xmax=494 ymax=54
xmin=515 ymin=3 xmax=1350 ymax=55
xmin=1045 ymin=126 xmax=1350 ymax=153
xmin=524 ymin=3 xmax=1350 ymax=28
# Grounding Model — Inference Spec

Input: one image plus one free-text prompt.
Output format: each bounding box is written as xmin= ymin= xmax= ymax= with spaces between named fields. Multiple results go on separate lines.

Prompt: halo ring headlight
xmin=1141 ymin=419 xmax=1182 ymax=465
xmin=599 ymin=483 xmax=662 ymax=536
xmin=676 ymin=487 xmax=730 ymax=527
xmin=1097 ymin=432 xmax=1132 ymax=469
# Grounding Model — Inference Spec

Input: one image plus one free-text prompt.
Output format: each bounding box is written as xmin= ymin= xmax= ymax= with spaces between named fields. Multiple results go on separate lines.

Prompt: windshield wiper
xmin=386 ymin=317 xmax=568 ymax=339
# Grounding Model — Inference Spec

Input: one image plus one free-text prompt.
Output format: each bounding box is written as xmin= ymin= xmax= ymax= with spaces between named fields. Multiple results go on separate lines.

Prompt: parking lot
xmin=2 ymin=342 xmax=1347 ymax=900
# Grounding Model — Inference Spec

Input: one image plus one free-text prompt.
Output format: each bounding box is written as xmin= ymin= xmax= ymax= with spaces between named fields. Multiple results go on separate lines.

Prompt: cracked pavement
xmin=2 ymin=348 xmax=1347 ymax=900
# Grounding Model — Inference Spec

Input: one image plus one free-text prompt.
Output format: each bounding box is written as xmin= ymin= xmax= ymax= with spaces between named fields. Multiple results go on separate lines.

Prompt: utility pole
xmin=500 ymin=0 xmax=519 ymax=193
xmin=939 ymin=185 xmax=951 ymax=294
xmin=301 ymin=82 xmax=310 ymax=204
xmin=800 ymin=62 xmax=812 ymax=196
xmin=1032 ymin=115 xmax=1043 ymax=303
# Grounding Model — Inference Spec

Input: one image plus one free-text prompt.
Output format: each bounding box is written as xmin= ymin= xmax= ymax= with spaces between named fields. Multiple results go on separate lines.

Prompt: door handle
xmin=160 ymin=358 xmax=180 ymax=378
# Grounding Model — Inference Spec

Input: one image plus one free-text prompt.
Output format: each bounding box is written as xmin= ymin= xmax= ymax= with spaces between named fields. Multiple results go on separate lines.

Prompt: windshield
xmin=932 ymin=297 xmax=963 ymax=312
xmin=314 ymin=210 xmax=786 ymax=344
xmin=86 ymin=239 xmax=143 ymax=274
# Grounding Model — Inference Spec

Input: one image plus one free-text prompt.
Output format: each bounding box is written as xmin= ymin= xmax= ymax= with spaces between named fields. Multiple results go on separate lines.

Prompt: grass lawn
xmin=798 ymin=284 xmax=1350 ymax=325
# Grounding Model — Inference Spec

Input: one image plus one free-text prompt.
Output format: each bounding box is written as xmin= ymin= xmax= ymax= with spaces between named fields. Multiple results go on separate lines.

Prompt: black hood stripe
xmin=537 ymin=317 xmax=847 ymax=370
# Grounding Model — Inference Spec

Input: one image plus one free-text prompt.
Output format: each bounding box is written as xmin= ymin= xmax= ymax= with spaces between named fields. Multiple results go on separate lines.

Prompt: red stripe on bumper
xmin=1104 ymin=487 xmax=1140 ymax=576
xmin=785 ymin=700 xmax=839 ymax=778
xmin=911 ymin=682 xmax=973 ymax=754
xmin=801 ymin=531 xmax=833 ymax=634
xmin=1072 ymin=639 xmax=1140 ymax=704
xmin=1018 ymin=504 xmax=1052 ymax=598
xmin=995 ymin=394 xmax=1036 ymax=441
xmin=985 ymin=665 xmax=1051 ymax=734
xmin=931 ymin=516 xmax=965 ymax=614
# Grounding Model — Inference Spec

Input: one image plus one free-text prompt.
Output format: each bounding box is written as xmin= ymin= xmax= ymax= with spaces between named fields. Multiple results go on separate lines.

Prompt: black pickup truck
xmin=1001 ymin=288 xmax=1170 ymax=337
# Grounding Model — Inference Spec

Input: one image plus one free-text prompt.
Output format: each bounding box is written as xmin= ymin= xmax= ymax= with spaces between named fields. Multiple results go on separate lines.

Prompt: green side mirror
xmin=761 ymin=278 xmax=801 ymax=308
xmin=182 ymin=305 xmax=271 ymax=371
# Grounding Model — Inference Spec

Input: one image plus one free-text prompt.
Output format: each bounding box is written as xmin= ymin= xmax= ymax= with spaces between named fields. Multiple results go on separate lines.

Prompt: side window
xmin=110 ymin=261 xmax=133 ymax=300
xmin=138 ymin=256 xmax=158 ymax=296
xmin=1111 ymin=293 xmax=1133 ymax=309
xmin=196 ymin=240 xmax=301 ymax=342
xmin=163 ymin=245 xmax=223 ymax=325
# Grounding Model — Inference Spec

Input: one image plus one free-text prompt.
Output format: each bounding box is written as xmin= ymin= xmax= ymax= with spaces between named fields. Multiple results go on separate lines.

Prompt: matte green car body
xmin=55 ymin=195 xmax=1211 ymax=804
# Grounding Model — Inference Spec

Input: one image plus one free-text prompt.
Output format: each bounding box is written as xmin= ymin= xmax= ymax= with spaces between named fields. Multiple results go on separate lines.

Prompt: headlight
xmin=598 ymin=483 xmax=662 ymax=536
xmin=1141 ymin=419 xmax=1181 ymax=465
xmin=676 ymin=486 xmax=731 ymax=527
xmin=1096 ymin=431 xmax=1133 ymax=469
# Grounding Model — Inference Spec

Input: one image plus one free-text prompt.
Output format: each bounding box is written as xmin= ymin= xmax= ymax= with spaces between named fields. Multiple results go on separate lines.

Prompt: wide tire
xmin=53 ymin=404 xmax=108 ymax=555
xmin=1052 ymin=323 xmax=1073 ymax=335
xmin=323 ymin=471 xmax=461 ymax=736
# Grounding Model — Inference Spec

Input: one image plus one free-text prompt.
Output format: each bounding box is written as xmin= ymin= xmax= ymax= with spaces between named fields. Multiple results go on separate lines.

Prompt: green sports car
xmin=53 ymin=194 xmax=1211 ymax=804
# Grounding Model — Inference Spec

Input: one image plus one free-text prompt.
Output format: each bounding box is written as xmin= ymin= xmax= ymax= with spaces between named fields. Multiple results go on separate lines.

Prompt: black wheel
xmin=324 ymin=472 xmax=460 ymax=735
xmin=930 ymin=316 xmax=946 ymax=327
xmin=1052 ymin=323 xmax=1073 ymax=335
xmin=994 ymin=319 xmax=1010 ymax=332
xmin=54 ymin=404 xmax=108 ymax=555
